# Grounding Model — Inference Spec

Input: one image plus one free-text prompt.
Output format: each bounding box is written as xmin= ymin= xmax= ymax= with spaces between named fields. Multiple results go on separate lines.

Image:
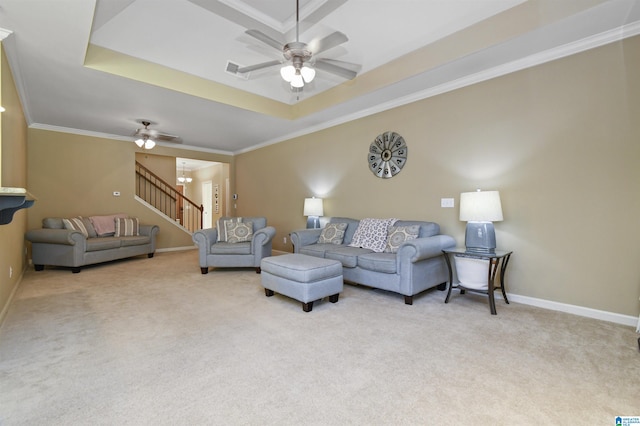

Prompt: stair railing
xmin=135 ymin=161 xmax=203 ymax=233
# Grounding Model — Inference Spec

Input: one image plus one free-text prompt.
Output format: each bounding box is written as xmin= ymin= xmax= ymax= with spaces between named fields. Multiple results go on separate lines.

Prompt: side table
xmin=442 ymin=248 xmax=513 ymax=315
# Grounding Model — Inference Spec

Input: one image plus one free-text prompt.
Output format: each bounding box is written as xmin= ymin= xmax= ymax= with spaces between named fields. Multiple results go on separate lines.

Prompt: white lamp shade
xmin=303 ymin=197 xmax=324 ymax=217
xmin=134 ymin=138 xmax=145 ymax=148
xmin=280 ymin=65 xmax=296 ymax=82
xmin=459 ymin=190 xmax=503 ymax=222
xmin=300 ymin=66 xmax=315 ymax=83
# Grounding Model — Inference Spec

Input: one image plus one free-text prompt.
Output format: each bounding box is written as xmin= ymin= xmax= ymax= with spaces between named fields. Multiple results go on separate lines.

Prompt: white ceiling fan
xmin=133 ymin=120 xmax=182 ymax=150
xmin=236 ymin=0 xmax=359 ymax=91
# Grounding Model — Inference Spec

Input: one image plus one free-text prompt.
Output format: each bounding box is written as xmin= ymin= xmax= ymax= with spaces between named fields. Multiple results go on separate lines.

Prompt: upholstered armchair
xmin=192 ymin=216 xmax=276 ymax=274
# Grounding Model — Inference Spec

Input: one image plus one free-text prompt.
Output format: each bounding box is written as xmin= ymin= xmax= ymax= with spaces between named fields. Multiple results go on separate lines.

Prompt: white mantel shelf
xmin=0 ymin=187 xmax=35 ymax=225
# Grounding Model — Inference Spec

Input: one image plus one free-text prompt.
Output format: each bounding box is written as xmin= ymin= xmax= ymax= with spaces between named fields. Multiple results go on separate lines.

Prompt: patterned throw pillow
xmin=115 ymin=217 xmax=139 ymax=237
xmin=349 ymin=218 xmax=397 ymax=253
xmin=384 ymin=225 xmax=420 ymax=253
xmin=225 ymin=220 xmax=253 ymax=243
xmin=62 ymin=217 xmax=89 ymax=237
xmin=318 ymin=223 xmax=348 ymax=244
xmin=217 ymin=217 xmax=242 ymax=242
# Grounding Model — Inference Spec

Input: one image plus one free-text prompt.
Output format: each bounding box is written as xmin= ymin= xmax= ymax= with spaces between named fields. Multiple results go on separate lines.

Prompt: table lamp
xmin=459 ymin=190 xmax=503 ymax=253
xmin=303 ymin=197 xmax=323 ymax=229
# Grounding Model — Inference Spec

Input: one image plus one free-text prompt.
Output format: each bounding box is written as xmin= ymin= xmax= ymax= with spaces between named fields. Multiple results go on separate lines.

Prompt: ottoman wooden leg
xmin=302 ymin=301 xmax=313 ymax=312
xmin=265 ymin=289 xmax=274 ymax=297
xmin=329 ymin=294 xmax=339 ymax=303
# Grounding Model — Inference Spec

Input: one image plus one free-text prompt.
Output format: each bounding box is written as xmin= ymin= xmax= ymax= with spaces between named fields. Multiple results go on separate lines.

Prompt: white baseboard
xmin=504 ymin=293 xmax=639 ymax=328
xmin=156 ymin=246 xmax=197 ymax=253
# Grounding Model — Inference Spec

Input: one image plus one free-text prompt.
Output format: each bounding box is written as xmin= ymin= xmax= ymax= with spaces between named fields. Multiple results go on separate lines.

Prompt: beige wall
xmin=27 ymin=129 xmax=234 ymax=250
xmin=236 ymin=36 xmax=640 ymax=317
xmin=0 ymin=44 xmax=28 ymax=323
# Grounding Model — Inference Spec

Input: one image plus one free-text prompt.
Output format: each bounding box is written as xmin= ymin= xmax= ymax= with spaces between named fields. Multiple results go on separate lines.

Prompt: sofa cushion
xmin=385 ymin=225 xmax=420 ymax=253
xmin=86 ymin=237 xmax=121 ymax=252
xmin=393 ymin=220 xmax=440 ymax=238
xmin=328 ymin=217 xmax=360 ymax=245
xmin=43 ymin=217 xmax=65 ymax=229
xmin=318 ymin=223 xmax=348 ymax=244
xmin=349 ymin=218 xmax=397 ymax=253
xmin=115 ymin=217 xmax=139 ymax=237
xmin=90 ymin=214 xmax=128 ymax=237
xmin=62 ymin=217 xmax=90 ymax=237
xmin=79 ymin=217 xmax=98 ymax=238
xmin=211 ymin=241 xmax=251 ymax=254
xmin=299 ymin=243 xmax=339 ymax=258
xmin=357 ymin=252 xmax=397 ymax=274
xmin=325 ymin=246 xmax=373 ymax=268
xmin=120 ymin=235 xmax=151 ymax=247
xmin=225 ymin=220 xmax=253 ymax=243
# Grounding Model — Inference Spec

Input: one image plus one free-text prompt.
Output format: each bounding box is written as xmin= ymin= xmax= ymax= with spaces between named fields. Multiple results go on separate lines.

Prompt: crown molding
xmin=234 ymin=20 xmax=640 ymax=155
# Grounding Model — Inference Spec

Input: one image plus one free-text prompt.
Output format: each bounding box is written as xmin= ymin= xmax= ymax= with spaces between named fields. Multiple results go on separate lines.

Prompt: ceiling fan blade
xmin=155 ymin=134 xmax=183 ymax=144
xmin=237 ymin=60 xmax=282 ymax=74
xmin=309 ymin=31 xmax=348 ymax=55
xmin=245 ymin=29 xmax=283 ymax=51
xmin=314 ymin=58 xmax=358 ymax=80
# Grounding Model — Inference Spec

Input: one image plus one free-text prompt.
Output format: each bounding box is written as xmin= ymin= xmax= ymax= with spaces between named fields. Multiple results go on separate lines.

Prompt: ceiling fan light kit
xmin=135 ymin=136 xmax=156 ymax=150
xmin=240 ymin=0 xmax=358 ymax=93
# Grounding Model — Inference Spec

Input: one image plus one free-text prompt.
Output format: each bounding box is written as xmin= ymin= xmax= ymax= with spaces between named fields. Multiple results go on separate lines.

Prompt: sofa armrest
xmin=253 ymin=226 xmax=276 ymax=247
xmin=25 ymin=228 xmax=85 ymax=246
xmin=192 ymin=228 xmax=219 ymax=253
xmin=397 ymin=235 xmax=456 ymax=263
xmin=289 ymin=229 xmax=322 ymax=252
xmin=139 ymin=224 xmax=160 ymax=238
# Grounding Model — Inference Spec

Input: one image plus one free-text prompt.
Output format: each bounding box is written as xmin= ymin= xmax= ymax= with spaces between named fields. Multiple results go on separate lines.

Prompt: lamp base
xmin=306 ymin=216 xmax=320 ymax=229
xmin=464 ymin=221 xmax=496 ymax=253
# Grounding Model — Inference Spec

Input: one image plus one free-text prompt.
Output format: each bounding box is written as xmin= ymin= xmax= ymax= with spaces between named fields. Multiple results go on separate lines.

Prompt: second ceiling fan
xmin=237 ymin=0 xmax=359 ymax=91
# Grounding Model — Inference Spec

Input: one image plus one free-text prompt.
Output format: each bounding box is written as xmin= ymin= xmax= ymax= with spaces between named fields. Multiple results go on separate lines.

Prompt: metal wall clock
xmin=368 ymin=131 xmax=408 ymax=179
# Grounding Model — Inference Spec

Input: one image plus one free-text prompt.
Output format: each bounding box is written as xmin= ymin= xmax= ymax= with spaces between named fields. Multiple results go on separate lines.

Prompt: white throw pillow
xmin=349 ymin=218 xmax=397 ymax=253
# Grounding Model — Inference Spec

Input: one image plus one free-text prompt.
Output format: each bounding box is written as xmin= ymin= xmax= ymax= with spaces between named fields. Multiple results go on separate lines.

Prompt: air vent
xmin=225 ymin=61 xmax=249 ymax=80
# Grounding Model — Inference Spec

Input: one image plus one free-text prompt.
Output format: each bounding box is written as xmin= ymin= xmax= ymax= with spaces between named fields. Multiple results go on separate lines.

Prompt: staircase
xmin=135 ymin=161 xmax=203 ymax=234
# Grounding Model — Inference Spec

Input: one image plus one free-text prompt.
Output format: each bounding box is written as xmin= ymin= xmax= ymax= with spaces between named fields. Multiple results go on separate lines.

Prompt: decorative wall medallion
xmin=368 ymin=131 xmax=408 ymax=178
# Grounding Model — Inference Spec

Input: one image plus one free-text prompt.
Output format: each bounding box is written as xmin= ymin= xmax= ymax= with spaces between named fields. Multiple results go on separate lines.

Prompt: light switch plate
xmin=441 ymin=198 xmax=454 ymax=208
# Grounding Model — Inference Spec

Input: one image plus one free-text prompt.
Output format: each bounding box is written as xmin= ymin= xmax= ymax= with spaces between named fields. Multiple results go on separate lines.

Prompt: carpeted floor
xmin=0 ymin=250 xmax=638 ymax=425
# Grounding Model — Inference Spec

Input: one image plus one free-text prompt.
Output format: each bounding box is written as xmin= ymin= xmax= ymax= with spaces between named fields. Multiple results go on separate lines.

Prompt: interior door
xmin=202 ymin=180 xmax=213 ymax=229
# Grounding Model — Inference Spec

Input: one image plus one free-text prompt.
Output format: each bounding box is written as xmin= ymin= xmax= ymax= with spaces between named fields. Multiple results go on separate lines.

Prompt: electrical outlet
xmin=283 ymin=237 xmax=287 ymax=244
xmin=9 ymin=266 xmax=13 ymax=278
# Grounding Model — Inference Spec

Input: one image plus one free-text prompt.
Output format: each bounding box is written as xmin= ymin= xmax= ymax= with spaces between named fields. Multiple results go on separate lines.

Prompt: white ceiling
xmin=1 ymin=0 xmax=639 ymax=155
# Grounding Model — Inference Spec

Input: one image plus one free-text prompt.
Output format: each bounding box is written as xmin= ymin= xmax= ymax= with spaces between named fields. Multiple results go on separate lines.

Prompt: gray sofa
xmin=192 ymin=216 xmax=276 ymax=274
xmin=290 ymin=217 xmax=456 ymax=304
xmin=25 ymin=216 xmax=159 ymax=273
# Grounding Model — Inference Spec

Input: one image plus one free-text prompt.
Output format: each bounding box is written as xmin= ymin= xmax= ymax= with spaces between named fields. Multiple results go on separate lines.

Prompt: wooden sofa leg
xmin=329 ymin=294 xmax=339 ymax=303
xmin=72 ymin=267 xmax=81 ymax=274
xmin=34 ymin=264 xmax=44 ymax=271
xmin=302 ymin=302 xmax=313 ymax=312
xmin=265 ymin=289 xmax=274 ymax=297
xmin=436 ymin=282 xmax=447 ymax=291
xmin=404 ymin=295 xmax=413 ymax=305
xmin=255 ymin=267 xmax=261 ymax=274
xmin=148 ymin=253 xmax=154 ymax=258
xmin=200 ymin=267 xmax=209 ymax=275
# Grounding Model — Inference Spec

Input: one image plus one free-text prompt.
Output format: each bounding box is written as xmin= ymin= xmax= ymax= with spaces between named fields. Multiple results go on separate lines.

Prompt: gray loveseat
xmin=25 ymin=216 xmax=159 ymax=273
xmin=290 ymin=217 xmax=456 ymax=304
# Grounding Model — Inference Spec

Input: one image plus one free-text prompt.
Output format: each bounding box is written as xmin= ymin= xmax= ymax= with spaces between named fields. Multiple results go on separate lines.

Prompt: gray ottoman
xmin=261 ymin=254 xmax=343 ymax=312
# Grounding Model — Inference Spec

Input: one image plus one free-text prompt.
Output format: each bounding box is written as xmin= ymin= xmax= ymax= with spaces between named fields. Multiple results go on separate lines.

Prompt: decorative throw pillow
xmin=318 ymin=223 xmax=348 ymax=245
xmin=217 ymin=217 xmax=242 ymax=242
xmin=384 ymin=225 xmax=420 ymax=253
xmin=225 ymin=220 xmax=253 ymax=243
xmin=115 ymin=217 xmax=139 ymax=237
xmin=62 ymin=217 xmax=89 ymax=237
xmin=79 ymin=216 xmax=98 ymax=238
xmin=349 ymin=218 xmax=397 ymax=253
